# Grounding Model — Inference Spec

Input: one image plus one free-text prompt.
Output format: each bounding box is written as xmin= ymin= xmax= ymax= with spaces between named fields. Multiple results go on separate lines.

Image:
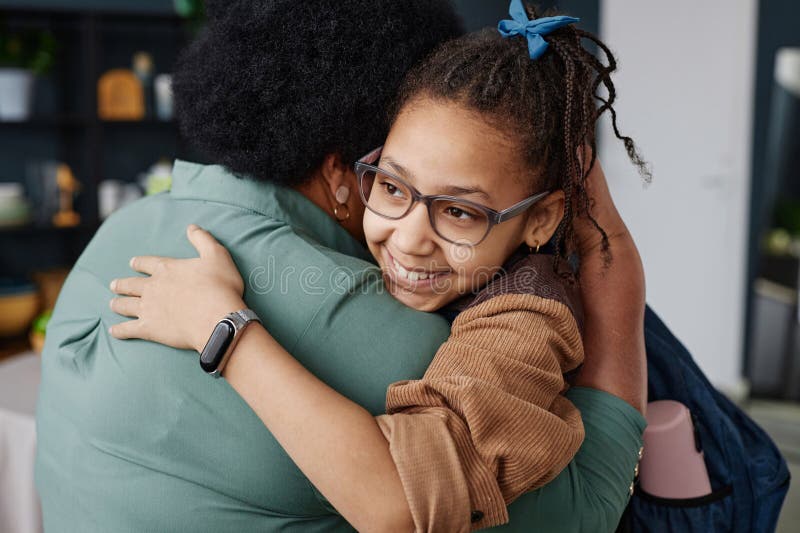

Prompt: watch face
xmin=199 ymin=320 xmax=235 ymax=373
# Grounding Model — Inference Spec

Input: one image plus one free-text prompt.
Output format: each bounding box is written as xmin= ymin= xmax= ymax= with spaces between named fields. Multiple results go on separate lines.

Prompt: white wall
xmin=599 ymin=0 xmax=757 ymax=390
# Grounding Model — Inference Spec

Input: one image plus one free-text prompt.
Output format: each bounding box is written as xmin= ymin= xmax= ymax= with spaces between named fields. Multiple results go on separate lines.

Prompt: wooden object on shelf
xmin=52 ymin=164 xmax=81 ymax=228
xmin=29 ymin=331 xmax=45 ymax=354
xmin=31 ymin=269 xmax=69 ymax=311
xmin=97 ymin=69 xmax=145 ymax=121
xmin=0 ymin=292 xmax=39 ymax=338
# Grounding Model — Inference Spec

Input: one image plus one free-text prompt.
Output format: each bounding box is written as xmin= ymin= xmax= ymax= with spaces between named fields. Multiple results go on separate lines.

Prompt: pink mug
xmin=639 ymin=400 xmax=713 ymax=498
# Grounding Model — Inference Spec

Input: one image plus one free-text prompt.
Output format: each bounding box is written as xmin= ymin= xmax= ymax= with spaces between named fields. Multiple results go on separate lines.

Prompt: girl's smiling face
xmin=363 ymin=98 xmax=564 ymax=312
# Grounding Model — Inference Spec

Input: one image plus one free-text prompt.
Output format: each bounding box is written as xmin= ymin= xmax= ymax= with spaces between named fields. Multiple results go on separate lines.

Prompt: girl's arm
xmin=225 ymin=323 xmax=417 ymax=532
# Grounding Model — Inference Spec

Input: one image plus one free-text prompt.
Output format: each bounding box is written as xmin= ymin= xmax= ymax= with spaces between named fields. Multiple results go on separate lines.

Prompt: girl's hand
xmin=109 ymin=225 xmax=246 ymax=353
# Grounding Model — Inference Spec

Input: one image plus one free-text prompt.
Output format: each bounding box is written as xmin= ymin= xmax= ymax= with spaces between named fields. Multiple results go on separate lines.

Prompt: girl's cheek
xmin=363 ymin=212 xmax=391 ymax=244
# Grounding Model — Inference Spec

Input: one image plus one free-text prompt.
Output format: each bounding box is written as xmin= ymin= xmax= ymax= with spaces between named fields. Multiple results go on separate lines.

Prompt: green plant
xmin=32 ymin=309 xmax=52 ymax=335
xmin=0 ymin=25 xmax=56 ymax=75
xmin=174 ymin=0 xmax=206 ymax=35
xmin=774 ymin=200 xmax=800 ymax=236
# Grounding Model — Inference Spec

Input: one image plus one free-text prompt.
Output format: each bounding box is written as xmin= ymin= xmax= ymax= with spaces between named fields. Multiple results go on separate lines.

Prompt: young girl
xmin=109 ymin=2 xmax=648 ymax=530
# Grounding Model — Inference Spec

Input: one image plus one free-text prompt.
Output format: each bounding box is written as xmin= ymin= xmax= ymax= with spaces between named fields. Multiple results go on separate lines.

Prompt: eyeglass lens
xmin=359 ymin=168 xmax=490 ymax=245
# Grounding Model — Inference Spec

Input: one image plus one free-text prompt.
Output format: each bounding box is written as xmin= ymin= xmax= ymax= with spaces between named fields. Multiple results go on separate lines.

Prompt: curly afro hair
xmin=173 ymin=0 xmax=464 ymax=186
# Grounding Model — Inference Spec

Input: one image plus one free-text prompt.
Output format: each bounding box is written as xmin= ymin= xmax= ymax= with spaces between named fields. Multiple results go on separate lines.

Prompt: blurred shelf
xmin=0 ymin=222 xmax=99 ymax=235
xmin=0 ymin=116 xmax=90 ymax=127
xmin=100 ymin=119 xmax=177 ymax=126
xmin=0 ymin=1 xmax=181 ymax=18
xmin=0 ymin=3 xmax=187 ymax=277
xmin=0 ymin=117 xmax=177 ymax=128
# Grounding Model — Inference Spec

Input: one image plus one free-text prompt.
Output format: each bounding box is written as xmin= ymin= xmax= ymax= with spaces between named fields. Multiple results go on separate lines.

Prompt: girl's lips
xmin=382 ymin=248 xmax=451 ymax=291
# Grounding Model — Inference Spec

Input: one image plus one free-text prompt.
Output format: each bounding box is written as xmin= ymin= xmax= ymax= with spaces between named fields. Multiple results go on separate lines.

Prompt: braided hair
xmin=390 ymin=4 xmax=650 ymax=277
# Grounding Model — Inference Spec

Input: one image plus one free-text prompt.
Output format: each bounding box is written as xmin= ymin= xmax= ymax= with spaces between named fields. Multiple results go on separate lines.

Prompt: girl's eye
xmin=380 ymin=180 xmax=405 ymax=198
xmin=445 ymin=206 xmax=477 ymax=221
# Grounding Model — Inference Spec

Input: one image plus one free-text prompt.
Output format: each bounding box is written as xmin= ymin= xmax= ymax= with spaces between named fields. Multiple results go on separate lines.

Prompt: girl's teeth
xmin=392 ymin=258 xmax=432 ymax=282
xmin=394 ymin=260 xmax=408 ymax=278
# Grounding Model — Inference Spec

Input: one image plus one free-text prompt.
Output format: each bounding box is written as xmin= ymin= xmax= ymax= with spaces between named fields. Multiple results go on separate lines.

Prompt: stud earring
xmin=334 ymin=186 xmax=351 ymax=222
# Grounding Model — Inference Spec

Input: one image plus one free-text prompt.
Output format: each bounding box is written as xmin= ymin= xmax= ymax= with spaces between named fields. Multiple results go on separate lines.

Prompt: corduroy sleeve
xmin=376 ymin=293 xmax=585 ymax=532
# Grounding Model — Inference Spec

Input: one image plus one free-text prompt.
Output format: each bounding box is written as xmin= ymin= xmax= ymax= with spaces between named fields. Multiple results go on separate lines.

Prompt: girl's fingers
xmin=110 ymin=296 xmax=141 ymax=318
xmin=129 ymin=255 xmax=170 ymax=275
xmin=186 ymin=224 xmax=223 ymax=259
xmin=109 ymin=319 xmax=145 ymax=340
xmin=110 ymin=276 xmax=147 ymax=297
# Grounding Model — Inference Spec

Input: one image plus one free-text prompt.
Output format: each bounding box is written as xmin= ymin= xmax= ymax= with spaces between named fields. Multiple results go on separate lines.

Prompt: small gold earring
xmin=333 ymin=186 xmax=351 ymax=222
xmin=334 ymin=203 xmax=350 ymax=222
xmin=529 ymin=242 xmax=541 ymax=254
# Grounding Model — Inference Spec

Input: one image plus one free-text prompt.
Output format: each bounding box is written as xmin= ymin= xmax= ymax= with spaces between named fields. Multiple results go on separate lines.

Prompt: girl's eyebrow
xmin=381 ymin=158 xmax=491 ymax=199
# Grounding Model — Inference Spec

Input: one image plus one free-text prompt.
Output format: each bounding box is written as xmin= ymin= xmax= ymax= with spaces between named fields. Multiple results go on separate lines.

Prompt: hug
xmin=33 ymin=1 xmax=789 ymax=532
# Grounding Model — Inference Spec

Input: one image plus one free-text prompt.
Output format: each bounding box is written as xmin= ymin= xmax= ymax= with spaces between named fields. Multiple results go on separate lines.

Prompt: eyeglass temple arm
xmin=357 ymin=146 xmax=384 ymax=165
xmin=495 ymin=190 xmax=551 ymax=224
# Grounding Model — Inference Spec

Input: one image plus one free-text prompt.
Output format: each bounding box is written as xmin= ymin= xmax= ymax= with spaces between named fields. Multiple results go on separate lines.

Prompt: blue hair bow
xmin=497 ymin=0 xmax=579 ymax=60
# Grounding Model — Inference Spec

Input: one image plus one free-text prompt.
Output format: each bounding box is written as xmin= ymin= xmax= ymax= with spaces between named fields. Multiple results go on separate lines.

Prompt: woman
xmin=112 ymin=3 xmax=641 ymax=530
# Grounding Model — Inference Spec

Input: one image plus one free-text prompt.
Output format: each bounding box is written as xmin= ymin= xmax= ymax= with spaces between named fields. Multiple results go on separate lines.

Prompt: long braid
xmin=549 ymin=38 xmax=579 ymax=276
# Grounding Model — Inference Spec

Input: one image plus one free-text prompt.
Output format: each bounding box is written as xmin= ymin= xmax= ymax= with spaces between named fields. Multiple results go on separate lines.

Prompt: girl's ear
xmin=524 ymin=190 xmax=565 ymax=249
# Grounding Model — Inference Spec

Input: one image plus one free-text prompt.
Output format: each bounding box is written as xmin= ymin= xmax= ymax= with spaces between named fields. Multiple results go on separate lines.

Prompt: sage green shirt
xmin=36 ymin=160 xmax=645 ymax=532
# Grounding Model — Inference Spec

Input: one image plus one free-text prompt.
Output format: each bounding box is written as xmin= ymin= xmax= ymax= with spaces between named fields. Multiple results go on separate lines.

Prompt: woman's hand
xmin=109 ymin=225 xmax=246 ymax=353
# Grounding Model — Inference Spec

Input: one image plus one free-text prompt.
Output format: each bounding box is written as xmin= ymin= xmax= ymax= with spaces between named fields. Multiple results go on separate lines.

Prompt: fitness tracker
xmin=199 ymin=309 xmax=261 ymax=377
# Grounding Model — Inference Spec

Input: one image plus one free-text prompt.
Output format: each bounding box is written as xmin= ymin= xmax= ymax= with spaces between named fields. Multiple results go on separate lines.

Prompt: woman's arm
xmin=572 ymin=158 xmax=647 ymax=413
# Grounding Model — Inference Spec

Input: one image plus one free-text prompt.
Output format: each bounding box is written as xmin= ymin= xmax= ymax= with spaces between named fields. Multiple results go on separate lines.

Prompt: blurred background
xmin=0 ymin=0 xmax=797 ymax=530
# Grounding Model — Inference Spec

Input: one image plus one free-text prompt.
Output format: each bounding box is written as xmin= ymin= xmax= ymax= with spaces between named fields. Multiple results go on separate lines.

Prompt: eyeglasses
xmin=354 ymin=147 xmax=550 ymax=247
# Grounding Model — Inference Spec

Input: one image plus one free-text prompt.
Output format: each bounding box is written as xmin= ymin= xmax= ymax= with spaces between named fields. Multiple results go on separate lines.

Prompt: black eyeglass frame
xmin=354 ymin=147 xmax=551 ymax=247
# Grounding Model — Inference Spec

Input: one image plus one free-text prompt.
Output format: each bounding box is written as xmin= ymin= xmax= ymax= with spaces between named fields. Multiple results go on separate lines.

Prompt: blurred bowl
xmin=0 ymin=183 xmax=31 ymax=227
xmin=0 ymin=280 xmax=40 ymax=337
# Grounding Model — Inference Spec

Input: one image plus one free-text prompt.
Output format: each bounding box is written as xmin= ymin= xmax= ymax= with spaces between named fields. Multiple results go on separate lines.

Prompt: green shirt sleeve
xmin=290 ymin=261 xmax=452 ymax=416
xmin=489 ymin=387 xmax=646 ymax=532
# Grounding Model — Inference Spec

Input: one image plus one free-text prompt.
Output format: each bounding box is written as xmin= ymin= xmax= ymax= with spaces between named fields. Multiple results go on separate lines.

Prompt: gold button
xmin=638 ymin=446 xmax=644 ymax=460
xmin=634 ymin=463 xmax=640 ymax=478
xmin=629 ymin=482 xmax=635 ymax=496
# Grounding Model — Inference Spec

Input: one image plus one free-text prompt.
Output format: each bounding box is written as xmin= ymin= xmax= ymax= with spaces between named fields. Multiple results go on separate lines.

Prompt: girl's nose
xmin=391 ymin=202 xmax=437 ymax=257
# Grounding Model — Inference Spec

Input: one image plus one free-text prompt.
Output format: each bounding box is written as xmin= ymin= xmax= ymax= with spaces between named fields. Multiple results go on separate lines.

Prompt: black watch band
xmin=199 ymin=309 xmax=261 ymax=377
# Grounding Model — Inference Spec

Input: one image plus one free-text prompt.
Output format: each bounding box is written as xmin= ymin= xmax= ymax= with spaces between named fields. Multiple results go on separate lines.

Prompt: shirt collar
xmin=169 ymin=160 xmax=371 ymax=261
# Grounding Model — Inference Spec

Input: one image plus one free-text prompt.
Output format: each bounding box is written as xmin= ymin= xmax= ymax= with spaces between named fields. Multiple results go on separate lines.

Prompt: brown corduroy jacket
xmin=376 ymin=253 xmax=585 ymax=532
